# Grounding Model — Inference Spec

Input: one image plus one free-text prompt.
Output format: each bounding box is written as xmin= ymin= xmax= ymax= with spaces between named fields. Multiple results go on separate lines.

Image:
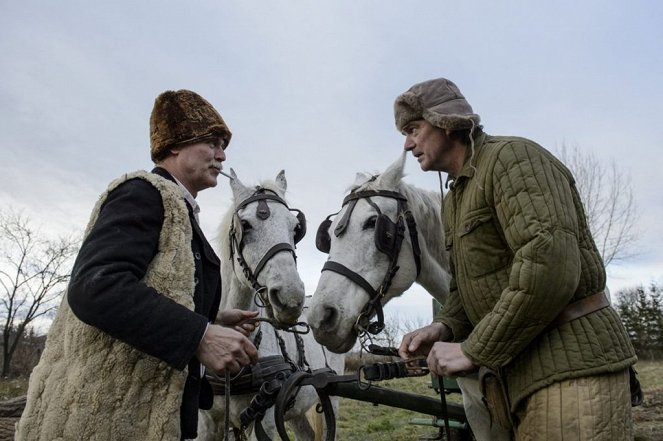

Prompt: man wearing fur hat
xmin=17 ymin=90 xmax=258 ymax=440
xmin=397 ymin=78 xmax=636 ymax=440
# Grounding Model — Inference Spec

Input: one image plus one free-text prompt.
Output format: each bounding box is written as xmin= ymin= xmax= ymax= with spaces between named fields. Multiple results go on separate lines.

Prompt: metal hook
xmin=286 ymin=321 xmax=311 ymax=335
xmin=357 ymin=365 xmax=372 ymax=391
xmin=253 ymin=287 xmax=268 ymax=308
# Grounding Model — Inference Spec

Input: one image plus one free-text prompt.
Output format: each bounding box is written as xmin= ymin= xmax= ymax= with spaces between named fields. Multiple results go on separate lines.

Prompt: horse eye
xmin=362 ymin=216 xmax=377 ymax=230
xmin=240 ymin=220 xmax=252 ymax=231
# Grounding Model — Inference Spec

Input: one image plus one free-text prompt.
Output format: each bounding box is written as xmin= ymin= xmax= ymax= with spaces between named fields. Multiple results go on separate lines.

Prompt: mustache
xmin=211 ymin=162 xmax=232 ymax=179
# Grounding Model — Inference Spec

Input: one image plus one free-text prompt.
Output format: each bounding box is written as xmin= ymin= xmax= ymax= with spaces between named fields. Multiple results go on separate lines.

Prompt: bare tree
xmin=0 ymin=210 xmax=78 ymax=376
xmin=557 ymin=144 xmax=638 ymax=266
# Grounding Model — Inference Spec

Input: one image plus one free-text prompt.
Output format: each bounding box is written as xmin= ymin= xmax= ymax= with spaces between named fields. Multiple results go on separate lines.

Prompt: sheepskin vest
xmin=16 ymin=171 xmax=196 ymax=441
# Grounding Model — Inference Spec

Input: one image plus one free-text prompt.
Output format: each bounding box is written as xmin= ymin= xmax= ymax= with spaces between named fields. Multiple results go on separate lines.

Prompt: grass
xmin=336 ymin=375 xmax=465 ymax=441
xmin=634 ymin=360 xmax=663 ymax=390
xmin=0 ymin=376 xmax=29 ymax=401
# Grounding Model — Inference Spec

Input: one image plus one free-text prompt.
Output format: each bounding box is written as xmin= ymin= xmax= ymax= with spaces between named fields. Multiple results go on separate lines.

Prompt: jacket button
xmin=194 ymin=277 xmax=199 ymax=286
xmin=194 ymin=252 xmax=201 ymax=260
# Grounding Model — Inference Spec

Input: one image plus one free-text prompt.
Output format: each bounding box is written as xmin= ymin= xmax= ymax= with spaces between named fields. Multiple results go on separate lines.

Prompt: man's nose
xmin=403 ymin=136 xmax=415 ymax=151
xmin=216 ymin=148 xmax=226 ymax=161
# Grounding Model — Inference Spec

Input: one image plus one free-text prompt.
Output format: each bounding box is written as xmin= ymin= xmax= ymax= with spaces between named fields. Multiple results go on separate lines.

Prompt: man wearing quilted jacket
xmin=397 ymin=77 xmax=636 ymax=440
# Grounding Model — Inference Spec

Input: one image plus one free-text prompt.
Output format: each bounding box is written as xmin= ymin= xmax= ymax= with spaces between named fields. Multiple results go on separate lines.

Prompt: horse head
xmin=308 ymin=153 xmax=450 ymax=353
xmin=219 ymin=169 xmax=306 ymax=326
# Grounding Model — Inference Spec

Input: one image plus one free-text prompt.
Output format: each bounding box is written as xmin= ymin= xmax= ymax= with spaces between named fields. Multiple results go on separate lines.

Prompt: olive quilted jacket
xmin=438 ymin=133 xmax=636 ymax=410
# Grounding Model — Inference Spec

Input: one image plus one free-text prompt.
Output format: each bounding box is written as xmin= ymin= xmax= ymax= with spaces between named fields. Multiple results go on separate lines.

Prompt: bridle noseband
xmin=316 ymin=188 xmax=421 ymax=336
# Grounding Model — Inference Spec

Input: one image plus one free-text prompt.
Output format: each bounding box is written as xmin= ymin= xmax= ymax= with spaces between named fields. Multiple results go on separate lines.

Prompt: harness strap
xmin=321 ymin=260 xmax=387 ymax=334
xmin=403 ymin=210 xmax=422 ymax=275
xmin=208 ymin=355 xmax=293 ymax=395
xmin=274 ymin=369 xmax=337 ymax=441
xmin=236 ymin=192 xmax=288 ymax=210
xmin=333 ymin=199 xmax=358 ymax=236
xmin=253 ymin=243 xmax=296 ymax=279
xmin=342 ymin=189 xmax=407 ymax=205
xmin=321 ymin=261 xmax=378 ymax=298
xmin=437 ymin=374 xmax=452 ymax=441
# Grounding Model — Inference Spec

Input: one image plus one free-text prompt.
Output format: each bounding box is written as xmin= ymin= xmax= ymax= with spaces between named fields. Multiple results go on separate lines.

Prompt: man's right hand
xmin=196 ymin=324 xmax=258 ymax=375
xmin=398 ymin=322 xmax=452 ymax=360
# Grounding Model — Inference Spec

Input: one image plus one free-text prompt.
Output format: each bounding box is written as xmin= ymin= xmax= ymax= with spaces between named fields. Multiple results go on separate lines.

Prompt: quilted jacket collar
xmin=449 ymin=132 xmax=487 ymax=188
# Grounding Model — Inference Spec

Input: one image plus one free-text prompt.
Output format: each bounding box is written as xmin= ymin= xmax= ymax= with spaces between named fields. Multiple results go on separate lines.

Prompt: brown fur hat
xmin=150 ymin=90 xmax=232 ymax=162
xmin=394 ymin=78 xmax=480 ymax=132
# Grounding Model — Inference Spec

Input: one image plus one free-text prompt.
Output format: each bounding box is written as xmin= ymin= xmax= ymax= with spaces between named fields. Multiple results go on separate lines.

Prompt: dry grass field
xmin=0 ymin=360 xmax=660 ymax=440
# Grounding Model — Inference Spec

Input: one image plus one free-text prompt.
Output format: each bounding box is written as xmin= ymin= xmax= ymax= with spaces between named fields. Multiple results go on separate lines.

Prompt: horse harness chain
xmin=316 ymin=187 xmax=422 ymax=336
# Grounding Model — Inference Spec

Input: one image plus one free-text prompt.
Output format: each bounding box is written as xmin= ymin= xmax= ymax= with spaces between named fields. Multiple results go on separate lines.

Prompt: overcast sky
xmin=1 ymin=1 xmax=662 ymax=326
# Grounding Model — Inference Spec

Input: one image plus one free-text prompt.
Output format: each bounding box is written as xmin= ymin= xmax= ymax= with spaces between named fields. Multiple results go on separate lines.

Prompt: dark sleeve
xmin=68 ymin=178 xmax=208 ymax=370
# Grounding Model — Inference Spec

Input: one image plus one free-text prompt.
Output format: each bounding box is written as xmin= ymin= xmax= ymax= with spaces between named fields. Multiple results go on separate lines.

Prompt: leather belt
xmin=544 ymin=291 xmax=610 ymax=333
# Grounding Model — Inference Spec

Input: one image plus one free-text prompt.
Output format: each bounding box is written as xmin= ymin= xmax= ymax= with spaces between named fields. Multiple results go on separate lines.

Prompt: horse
xmin=197 ymin=169 xmax=344 ymax=441
xmin=306 ymin=152 xmax=510 ymax=441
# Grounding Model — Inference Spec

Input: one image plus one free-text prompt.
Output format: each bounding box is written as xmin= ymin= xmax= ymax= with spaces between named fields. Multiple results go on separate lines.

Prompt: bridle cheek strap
xmin=321 ymin=261 xmax=386 ymax=334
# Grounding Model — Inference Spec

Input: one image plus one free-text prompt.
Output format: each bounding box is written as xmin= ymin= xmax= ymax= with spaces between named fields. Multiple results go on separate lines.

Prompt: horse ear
xmin=353 ymin=172 xmax=372 ymax=187
xmin=376 ymin=152 xmax=406 ymax=187
xmin=229 ymin=168 xmax=251 ymax=201
xmin=275 ymin=170 xmax=287 ymax=193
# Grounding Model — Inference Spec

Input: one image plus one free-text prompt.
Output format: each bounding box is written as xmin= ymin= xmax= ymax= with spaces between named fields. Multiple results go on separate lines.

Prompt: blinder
xmin=315 ymin=215 xmax=333 ymax=253
xmin=292 ymin=209 xmax=306 ymax=244
xmin=374 ymin=214 xmax=398 ymax=255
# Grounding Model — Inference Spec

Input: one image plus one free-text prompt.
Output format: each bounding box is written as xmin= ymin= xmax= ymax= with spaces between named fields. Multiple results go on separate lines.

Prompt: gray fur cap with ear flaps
xmin=394 ymin=78 xmax=481 ymax=132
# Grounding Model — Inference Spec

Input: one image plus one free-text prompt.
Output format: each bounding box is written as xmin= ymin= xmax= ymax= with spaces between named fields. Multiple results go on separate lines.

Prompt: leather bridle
xmin=318 ymin=188 xmax=422 ymax=336
xmin=229 ymin=187 xmax=306 ymax=310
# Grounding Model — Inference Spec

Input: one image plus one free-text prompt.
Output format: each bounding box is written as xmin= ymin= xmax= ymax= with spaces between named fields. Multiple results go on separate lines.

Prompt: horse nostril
xmin=269 ymin=288 xmax=285 ymax=310
xmin=320 ymin=305 xmax=338 ymax=331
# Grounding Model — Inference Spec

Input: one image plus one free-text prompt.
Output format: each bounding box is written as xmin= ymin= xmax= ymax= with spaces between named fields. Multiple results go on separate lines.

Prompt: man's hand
xmin=427 ymin=342 xmax=476 ymax=377
xmin=398 ymin=322 xmax=452 ymax=360
xmin=216 ymin=309 xmax=259 ymax=336
xmin=196 ymin=324 xmax=258 ymax=375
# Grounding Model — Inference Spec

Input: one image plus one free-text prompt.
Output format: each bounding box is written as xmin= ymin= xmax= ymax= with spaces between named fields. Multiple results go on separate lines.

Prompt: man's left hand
xmin=427 ymin=342 xmax=476 ymax=377
xmin=216 ymin=309 xmax=259 ymax=336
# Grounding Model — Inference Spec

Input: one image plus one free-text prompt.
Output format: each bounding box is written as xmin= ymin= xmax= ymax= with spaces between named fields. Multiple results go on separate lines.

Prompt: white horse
xmin=306 ymin=153 xmax=510 ymax=441
xmin=197 ymin=170 xmax=343 ymax=441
